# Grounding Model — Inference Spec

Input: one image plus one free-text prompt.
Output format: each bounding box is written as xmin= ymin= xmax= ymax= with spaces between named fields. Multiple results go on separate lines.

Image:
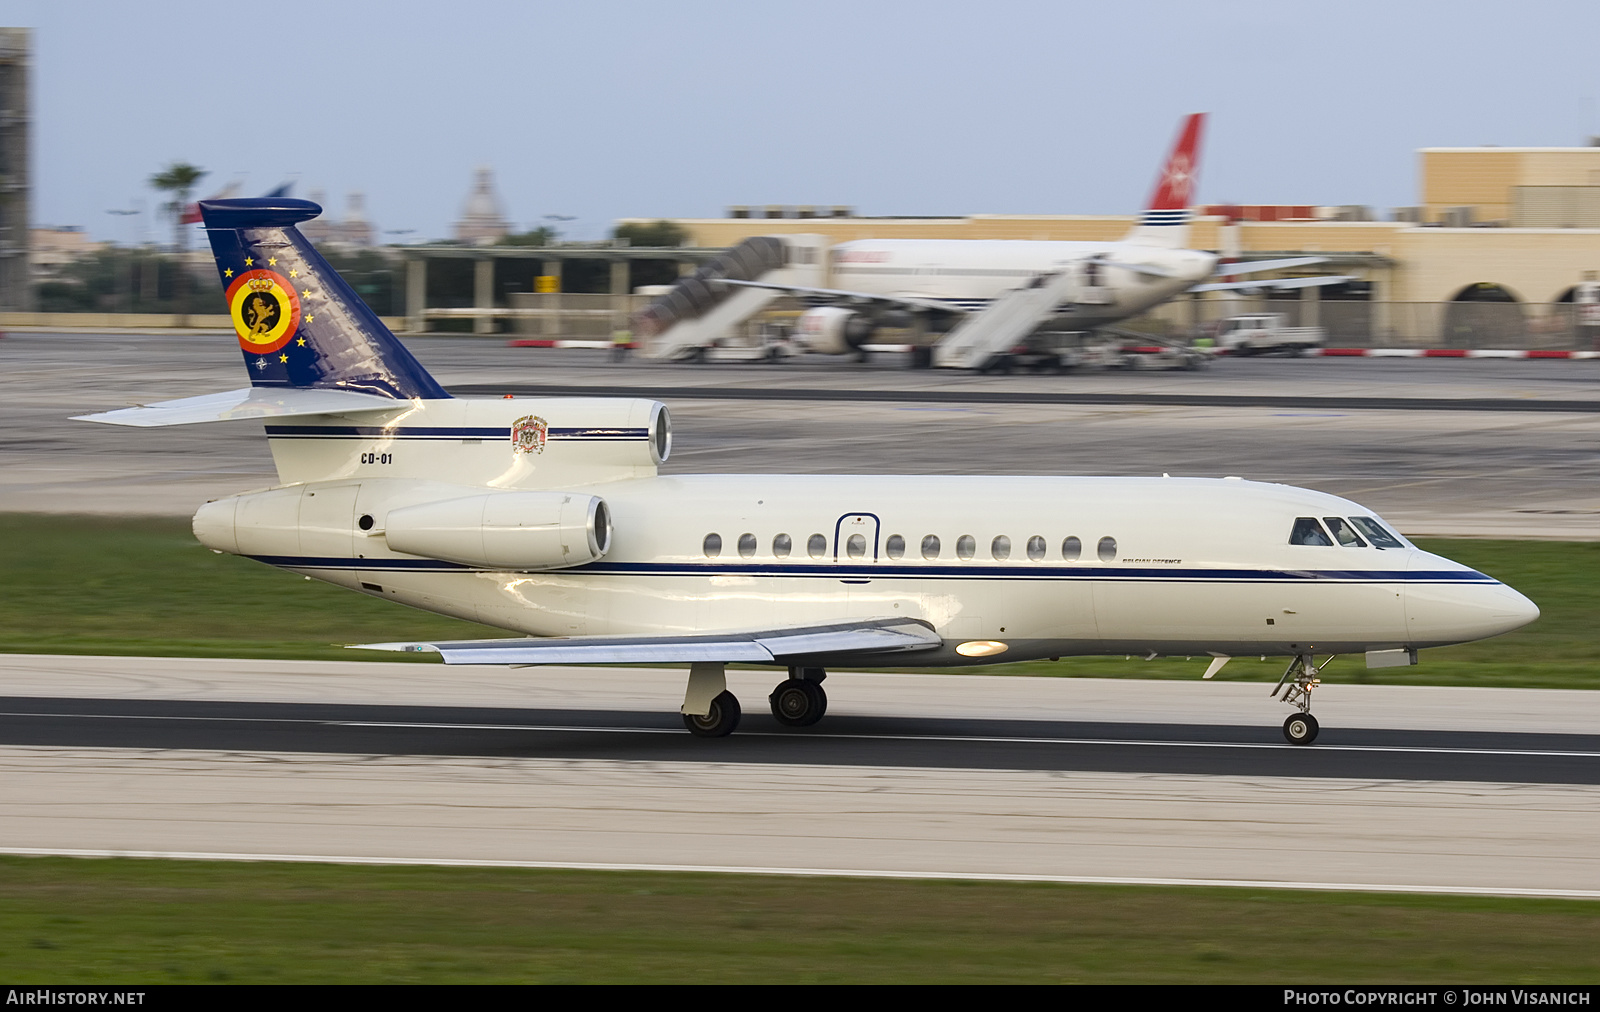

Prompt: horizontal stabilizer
xmin=1189 ymin=274 xmax=1356 ymax=294
xmin=72 ymin=386 xmax=409 ymax=427
xmin=352 ymin=617 xmax=943 ymax=666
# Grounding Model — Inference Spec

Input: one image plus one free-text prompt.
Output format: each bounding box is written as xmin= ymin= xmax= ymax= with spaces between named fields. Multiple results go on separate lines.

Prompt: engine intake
xmin=796 ymin=307 xmax=875 ymax=355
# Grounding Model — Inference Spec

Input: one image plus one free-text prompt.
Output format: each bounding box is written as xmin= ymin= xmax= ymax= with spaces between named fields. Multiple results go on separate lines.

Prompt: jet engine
xmin=795 ymin=307 xmax=875 ymax=355
xmin=384 ymin=490 xmax=611 ymax=571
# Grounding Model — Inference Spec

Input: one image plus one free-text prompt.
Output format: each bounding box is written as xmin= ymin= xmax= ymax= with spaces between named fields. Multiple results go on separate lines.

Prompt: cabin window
xmin=773 ymin=533 xmax=792 ymax=558
xmin=846 ymin=533 xmax=867 ymax=559
xmin=1027 ymin=535 xmax=1046 ymax=561
xmin=1350 ymin=516 xmax=1405 ymax=549
xmin=956 ymin=535 xmax=976 ymax=561
xmin=703 ymin=533 xmax=722 ymax=558
xmin=738 ymin=533 xmax=757 ymax=558
xmin=1323 ymin=517 xmax=1366 ymax=548
xmin=1097 ymin=536 xmax=1118 ymax=562
xmin=1289 ymin=517 xmax=1333 ymax=546
xmin=886 ymin=534 xmax=906 ymax=560
xmin=1062 ymin=536 xmax=1082 ymax=561
xmin=921 ymin=534 xmax=941 ymax=560
xmin=807 ymin=533 xmax=827 ymax=559
xmin=991 ymin=535 xmax=1011 ymax=561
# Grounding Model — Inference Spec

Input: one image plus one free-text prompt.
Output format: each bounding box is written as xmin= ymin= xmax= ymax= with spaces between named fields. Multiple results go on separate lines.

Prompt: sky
xmin=13 ymin=0 xmax=1600 ymax=243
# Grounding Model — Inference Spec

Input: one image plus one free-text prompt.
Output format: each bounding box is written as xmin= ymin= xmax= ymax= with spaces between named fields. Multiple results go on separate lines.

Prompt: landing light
xmin=955 ymin=640 xmax=1009 ymax=658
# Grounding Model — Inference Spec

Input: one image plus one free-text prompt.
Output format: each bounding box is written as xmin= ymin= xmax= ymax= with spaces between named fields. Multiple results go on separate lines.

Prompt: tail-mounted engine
xmin=194 ymin=483 xmax=613 ymax=572
xmin=384 ymin=491 xmax=611 ymax=570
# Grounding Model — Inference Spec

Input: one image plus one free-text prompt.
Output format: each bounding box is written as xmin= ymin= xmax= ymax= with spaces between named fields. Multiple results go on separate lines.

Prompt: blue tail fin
xmin=200 ymin=198 xmax=450 ymax=400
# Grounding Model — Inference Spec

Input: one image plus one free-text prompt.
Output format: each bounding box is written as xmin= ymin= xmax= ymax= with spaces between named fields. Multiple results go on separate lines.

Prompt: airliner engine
xmin=795 ymin=306 xmax=875 ymax=355
xmin=384 ymin=491 xmax=611 ymax=570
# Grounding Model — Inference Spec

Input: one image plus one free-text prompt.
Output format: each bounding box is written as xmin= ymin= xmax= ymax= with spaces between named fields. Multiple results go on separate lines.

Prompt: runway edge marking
xmin=1 ymin=848 xmax=1597 ymax=900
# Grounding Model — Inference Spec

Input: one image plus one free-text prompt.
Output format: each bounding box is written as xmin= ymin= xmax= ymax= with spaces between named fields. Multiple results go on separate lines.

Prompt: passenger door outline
xmin=833 ymin=512 xmax=881 ymax=564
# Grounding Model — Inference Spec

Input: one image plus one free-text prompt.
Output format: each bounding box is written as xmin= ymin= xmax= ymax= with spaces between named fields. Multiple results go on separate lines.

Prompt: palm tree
xmin=149 ymin=162 xmax=206 ymax=251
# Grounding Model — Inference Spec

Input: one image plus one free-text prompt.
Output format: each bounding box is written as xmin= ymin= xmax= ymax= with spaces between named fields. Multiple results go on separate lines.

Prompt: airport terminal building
xmin=627 ymin=145 xmax=1600 ymax=348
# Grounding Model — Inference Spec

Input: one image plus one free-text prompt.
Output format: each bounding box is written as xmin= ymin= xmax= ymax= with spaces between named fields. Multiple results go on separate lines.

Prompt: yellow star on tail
xmin=223 ymin=268 xmax=233 ymax=278
xmin=296 ymin=337 xmax=306 ymax=346
xmin=279 ymin=354 xmax=288 ymax=363
xmin=244 ymin=257 xmax=254 ymax=266
xmin=268 ymin=257 xmax=277 ymax=266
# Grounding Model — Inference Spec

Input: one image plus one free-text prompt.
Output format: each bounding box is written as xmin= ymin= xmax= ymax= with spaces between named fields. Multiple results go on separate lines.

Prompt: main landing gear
xmin=1272 ymin=653 xmax=1325 ymax=745
xmin=679 ymin=663 xmax=829 ymax=737
xmin=769 ymin=667 xmax=828 ymax=727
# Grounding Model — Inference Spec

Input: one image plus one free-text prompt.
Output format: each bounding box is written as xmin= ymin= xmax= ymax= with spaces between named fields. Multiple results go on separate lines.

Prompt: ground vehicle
xmin=1216 ymin=314 xmax=1325 ymax=355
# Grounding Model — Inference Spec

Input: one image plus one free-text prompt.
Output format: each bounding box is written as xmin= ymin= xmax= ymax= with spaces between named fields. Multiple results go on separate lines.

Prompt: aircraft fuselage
xmin=197 ymin=470 xmax=1536 ymax=668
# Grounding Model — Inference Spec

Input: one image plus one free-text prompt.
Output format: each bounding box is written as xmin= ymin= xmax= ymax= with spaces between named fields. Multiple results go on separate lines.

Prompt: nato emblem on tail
xmin=200 ymin=198 xmax=449 ymax=401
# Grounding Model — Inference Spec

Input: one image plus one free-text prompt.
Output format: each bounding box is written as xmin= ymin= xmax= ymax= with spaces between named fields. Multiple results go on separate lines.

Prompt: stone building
xmin=453 ymin=167 xmax=510 ymax=245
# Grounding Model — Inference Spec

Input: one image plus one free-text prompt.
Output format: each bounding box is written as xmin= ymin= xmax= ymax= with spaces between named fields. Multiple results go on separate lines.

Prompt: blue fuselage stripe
xmin=263 ymin=426 xmax=649 ymax=441
xmin=246 ymin=554 xmax=1496 ymax=584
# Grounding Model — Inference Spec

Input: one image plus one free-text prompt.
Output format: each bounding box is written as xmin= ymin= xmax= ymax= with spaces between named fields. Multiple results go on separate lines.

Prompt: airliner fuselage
xmin=828 ymin=239 xmax=1219 ymax=329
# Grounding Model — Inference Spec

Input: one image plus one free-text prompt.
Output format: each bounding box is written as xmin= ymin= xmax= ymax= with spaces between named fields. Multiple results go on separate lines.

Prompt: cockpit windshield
xmin=1324 ymin=517 xmax=1367 ymax=548
xmin=1291 ymin=515 xmax=1408 ymax=549
xmin=1349 ymin=516 xmax=1406 ymax=549
xmin=1289 ymin=517 xmax=1333 ymax=546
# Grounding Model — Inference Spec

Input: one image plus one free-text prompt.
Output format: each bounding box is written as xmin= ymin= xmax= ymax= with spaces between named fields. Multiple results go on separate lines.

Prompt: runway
xmin=6 ymin=696 xmax=1600 ymax=783
xmin=4 ymin=333 xmax=1600 ymax=894
xmin=4 ymin=331 xmax=1598 ymax=537
xmin=3 ymin=654 xmax=1599 ymax=895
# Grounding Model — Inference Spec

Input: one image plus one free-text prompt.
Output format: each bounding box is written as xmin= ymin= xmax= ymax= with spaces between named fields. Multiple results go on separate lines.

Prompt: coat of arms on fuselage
xmin=511 ymin=414 xmax=548 ymax=454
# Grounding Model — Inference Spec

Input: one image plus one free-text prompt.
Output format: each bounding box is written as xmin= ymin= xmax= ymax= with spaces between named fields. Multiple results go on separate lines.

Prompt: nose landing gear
xmin=1272 ymin=653 xmax=1326 ymax=745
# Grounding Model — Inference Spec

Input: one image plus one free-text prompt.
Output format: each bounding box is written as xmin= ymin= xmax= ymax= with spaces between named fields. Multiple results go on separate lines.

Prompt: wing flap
xmin=73 ymin=387 xmax=409 ymax=427
xmin=352 ymin=618 xmax=943 ymax=666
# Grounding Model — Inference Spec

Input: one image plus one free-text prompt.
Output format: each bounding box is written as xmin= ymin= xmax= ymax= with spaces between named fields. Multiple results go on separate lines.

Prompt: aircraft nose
xmin=1403 ymin=563 xmax=1539 ymax=647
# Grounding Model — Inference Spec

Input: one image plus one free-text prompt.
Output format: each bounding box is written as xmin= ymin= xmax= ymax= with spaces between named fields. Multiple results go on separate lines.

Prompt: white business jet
xmin=76 ymin=197 xmax=1537 ymax=745
xmin=639 ymin=114 xmax=1351 ymax=368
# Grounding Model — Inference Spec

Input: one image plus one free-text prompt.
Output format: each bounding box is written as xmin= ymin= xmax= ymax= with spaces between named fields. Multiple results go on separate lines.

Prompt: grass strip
xmin=0 ymin=514 xmax=1594 ymax=688
xmin=2 ymin=856 xmax=1598 ymax=984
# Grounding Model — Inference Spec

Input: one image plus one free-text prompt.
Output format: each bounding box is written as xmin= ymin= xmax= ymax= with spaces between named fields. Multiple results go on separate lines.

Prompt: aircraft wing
xmin=72 ymin=387 xmax=409 ymax=427
xmin=711 ymin=278 xmax=962 ymax=315
xmin=1214 ymin=257 xmax=1327 ymax=276
xmin=1189 ymin=274 xmax=1357 ymax=294
xmin=351 ymin=617 xmax=943 ymax=665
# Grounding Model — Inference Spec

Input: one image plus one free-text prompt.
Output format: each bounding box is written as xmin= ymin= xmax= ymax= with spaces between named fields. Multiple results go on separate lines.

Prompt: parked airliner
xmin=639 ymin=114 xmax=1349 ymax=367
xmin=77 ymin=197 xmax=1538 ymax=745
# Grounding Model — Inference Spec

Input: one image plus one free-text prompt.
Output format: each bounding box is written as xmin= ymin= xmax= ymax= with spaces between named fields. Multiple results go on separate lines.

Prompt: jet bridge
xmin=637 ymin=234 xmax=826 ymax=360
